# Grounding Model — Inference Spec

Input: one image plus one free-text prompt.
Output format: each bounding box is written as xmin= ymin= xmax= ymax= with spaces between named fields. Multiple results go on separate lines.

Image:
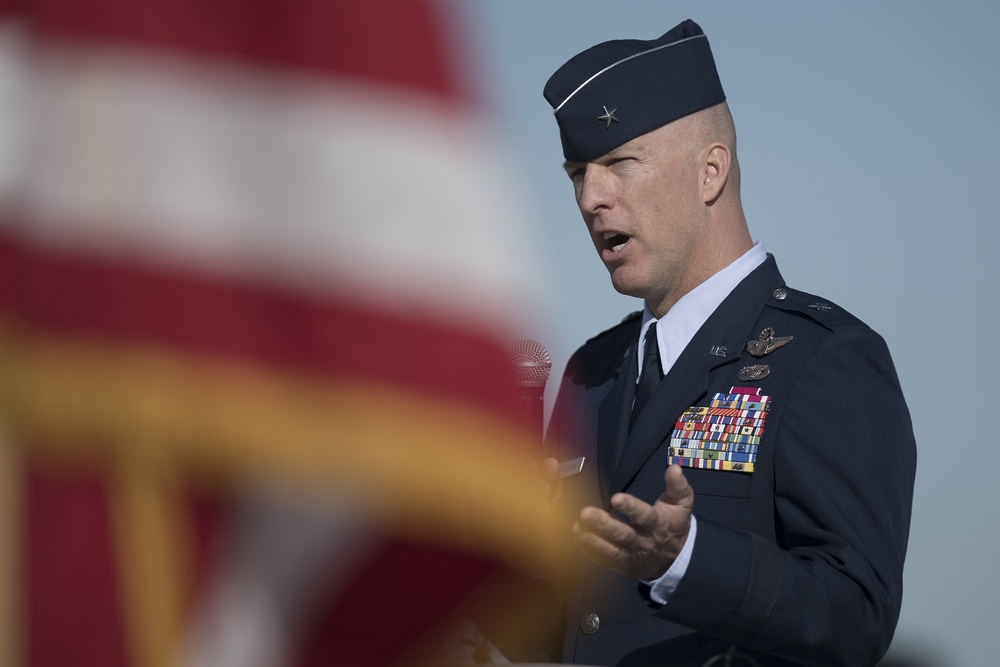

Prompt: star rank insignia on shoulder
xmin=745 ymin=327 xmax=793 ymax=358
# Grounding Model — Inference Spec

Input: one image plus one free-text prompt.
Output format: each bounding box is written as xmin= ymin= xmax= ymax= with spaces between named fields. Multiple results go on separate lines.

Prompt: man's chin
xmin=609 ymin=274 xmax=646 ymax=300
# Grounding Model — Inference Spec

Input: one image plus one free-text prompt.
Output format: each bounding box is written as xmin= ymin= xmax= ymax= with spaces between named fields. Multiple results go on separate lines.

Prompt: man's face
xmin=564 ymin=121 xmax=705 ymax=316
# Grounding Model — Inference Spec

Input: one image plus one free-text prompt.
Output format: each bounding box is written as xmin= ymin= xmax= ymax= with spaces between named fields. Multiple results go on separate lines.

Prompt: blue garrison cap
xmin=544 ymin=19 xmax=725 ymax=163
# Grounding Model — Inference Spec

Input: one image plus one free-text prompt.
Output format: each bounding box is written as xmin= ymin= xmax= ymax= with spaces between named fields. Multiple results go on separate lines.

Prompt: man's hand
xmin=572 ymin=464 xmax=694 ymax=580
xmin=538 ymin=456 xmax=563 ymax=503
xmin=531 ymin=457 xmax=571 ymax=582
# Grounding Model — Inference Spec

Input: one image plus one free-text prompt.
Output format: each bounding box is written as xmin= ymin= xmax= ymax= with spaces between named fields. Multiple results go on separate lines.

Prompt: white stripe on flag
xmin=0 ymin=35 xmax=544 ymax=326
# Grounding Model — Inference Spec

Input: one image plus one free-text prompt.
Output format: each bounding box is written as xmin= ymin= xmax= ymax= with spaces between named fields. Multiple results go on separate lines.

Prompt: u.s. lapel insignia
xmin=745 ymin=327 xmax=793 ymax=358
xmin=739 ymin=364 xmax=770 ymax=381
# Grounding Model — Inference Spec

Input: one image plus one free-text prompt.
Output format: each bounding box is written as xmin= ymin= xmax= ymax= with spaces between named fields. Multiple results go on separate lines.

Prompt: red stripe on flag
xmin=0 ymin=232 xmax=525 ymax=424
xmin=296 ymin=539 xmax=503 ymax=667
xmin=0 ymin=0 xmax=464 ymax=101
xmin=26 ymin=464 xmax=129 ymax=667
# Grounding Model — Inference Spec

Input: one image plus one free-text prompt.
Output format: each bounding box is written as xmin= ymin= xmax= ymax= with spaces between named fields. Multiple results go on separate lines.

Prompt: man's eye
xmin=569 ymin=168 xmax=585 ymax=181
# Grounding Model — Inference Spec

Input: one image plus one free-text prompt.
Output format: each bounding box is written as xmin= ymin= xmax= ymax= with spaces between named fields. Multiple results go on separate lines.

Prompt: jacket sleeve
xmin=655 ymin=327 xmax=917 ymax=666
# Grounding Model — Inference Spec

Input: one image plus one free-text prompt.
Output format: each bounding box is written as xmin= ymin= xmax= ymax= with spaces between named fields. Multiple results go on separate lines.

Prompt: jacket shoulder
xmin=584 ymin=310 xmax=642 ymax=345
xmin=562 ymin=311 xmax=641 ymax=385
xmin=767 ymin=286 xmax=873 ymax=335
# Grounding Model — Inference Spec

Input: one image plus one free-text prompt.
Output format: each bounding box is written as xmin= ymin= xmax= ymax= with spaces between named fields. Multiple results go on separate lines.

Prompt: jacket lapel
xmin=607 ymin=255 xmax=786 ymax=495
xmin=596 ymin=333 xmax=639 ymax=501
xmin=609 ymin=326 xmax=714 ymax=494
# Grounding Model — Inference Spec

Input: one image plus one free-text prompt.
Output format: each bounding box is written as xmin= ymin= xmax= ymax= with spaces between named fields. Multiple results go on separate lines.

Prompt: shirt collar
xmin=638 ymin=242 xmax=767 ymax=377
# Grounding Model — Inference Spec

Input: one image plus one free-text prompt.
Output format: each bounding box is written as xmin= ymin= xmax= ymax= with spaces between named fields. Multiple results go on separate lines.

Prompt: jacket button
xmin=580 ymin=612 xmax=600 ymax=635
xmin=772 ymin=287 xmax=788 ymax=300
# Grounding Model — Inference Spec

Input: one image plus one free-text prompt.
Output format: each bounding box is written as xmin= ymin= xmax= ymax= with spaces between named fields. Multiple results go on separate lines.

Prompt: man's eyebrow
xmin=563 ymin=148 xmax=621 ymax=172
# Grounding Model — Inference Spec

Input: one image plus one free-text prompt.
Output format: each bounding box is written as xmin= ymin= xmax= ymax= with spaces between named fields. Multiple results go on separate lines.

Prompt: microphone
xmin=505 ymin=339 xmax=552 ymax=444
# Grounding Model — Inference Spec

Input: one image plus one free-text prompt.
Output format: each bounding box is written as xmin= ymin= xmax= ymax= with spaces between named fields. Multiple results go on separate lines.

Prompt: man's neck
xmin=645 ymin=240 xmax=762 ymax=319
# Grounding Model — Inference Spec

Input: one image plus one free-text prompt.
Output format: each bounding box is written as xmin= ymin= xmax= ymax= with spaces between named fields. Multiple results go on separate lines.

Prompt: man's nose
xmin=578 ymin=166 xmax=611 ymax=214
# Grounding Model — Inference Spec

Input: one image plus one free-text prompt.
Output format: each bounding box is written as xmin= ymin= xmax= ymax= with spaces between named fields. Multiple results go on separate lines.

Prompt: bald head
xmin=671 ymin=102 xmax=741 ymax=203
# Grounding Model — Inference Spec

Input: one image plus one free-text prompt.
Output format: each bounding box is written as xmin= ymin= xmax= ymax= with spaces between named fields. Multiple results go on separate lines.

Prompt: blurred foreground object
xmin=0 ymin=1 xmax=562 ymax=665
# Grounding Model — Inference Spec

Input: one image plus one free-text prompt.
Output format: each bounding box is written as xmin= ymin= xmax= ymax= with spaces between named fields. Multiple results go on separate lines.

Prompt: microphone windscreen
xmin=505 ymin=339 xmax=552 ymax=388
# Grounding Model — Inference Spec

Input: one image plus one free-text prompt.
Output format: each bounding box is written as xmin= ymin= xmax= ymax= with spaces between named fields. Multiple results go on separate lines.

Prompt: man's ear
xmin=701 ymin=143 xmax=731 ymax=204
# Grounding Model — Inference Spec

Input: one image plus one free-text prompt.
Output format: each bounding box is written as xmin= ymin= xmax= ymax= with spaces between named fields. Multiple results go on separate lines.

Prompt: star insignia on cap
xmin=597 ymin=105 xmax=619 ymax=129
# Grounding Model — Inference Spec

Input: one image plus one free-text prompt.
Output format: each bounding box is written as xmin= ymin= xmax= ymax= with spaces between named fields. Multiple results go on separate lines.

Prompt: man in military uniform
xmin=542 ymin=19 xmax=916 ymax=666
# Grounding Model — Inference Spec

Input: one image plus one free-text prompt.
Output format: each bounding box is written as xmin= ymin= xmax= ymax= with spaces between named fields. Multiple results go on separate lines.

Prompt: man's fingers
xmin=572 ymin=521 xmax=627 ymax=564
xmin=540 ymin=457 xmax=561 ymax=483
xmin=535 ymin=456 xmax=563 ymax=501
xmin=610 ymin=472 xmax=692 ymax=534
xmin=577 ymin=506 xmax=636 ymax=547
xmin=609 ymin=493 xmax=659 ymax=531
xmin=660 ymin=464 xmax=694 ymax=509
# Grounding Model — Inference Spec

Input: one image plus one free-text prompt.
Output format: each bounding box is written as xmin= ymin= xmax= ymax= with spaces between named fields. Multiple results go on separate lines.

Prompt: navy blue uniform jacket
xmin=546 ymin=256 xmax=916 ymax=667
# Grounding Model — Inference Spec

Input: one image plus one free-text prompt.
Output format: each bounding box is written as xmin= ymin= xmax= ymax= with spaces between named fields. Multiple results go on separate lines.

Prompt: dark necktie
xmin=630 ymin=325 xmax=663 ymax=429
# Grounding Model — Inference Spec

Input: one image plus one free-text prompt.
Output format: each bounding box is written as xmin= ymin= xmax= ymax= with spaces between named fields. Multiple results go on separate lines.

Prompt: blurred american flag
xmin=0 ymin=1 xmax=561 ymax=665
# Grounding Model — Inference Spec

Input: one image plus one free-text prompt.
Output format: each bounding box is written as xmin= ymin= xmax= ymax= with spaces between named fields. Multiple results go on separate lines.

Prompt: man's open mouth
xmin=603 ymin=231 xmax=630 ymax=253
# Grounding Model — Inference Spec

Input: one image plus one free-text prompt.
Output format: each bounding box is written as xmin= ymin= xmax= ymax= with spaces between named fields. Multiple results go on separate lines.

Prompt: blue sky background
xmin=459 ymin=2 xmax=1000 ymax=665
